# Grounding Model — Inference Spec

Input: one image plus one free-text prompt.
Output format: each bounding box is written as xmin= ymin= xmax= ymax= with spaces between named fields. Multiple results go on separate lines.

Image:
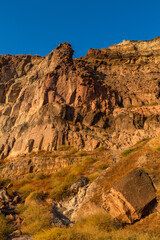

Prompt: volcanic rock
xmin=0 ymin=38 xmax=160 ymax=160
xmin=103 ymin=168 xmax=157 ymax=223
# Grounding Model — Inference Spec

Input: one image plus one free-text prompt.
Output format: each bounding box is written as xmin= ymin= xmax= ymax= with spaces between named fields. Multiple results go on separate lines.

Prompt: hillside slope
xmin=0 ymin=38 xmax=160 ymax=239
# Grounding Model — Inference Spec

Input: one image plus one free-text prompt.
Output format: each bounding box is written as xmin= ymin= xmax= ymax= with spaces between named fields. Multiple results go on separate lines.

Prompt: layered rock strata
xmin=1 ymin=38 xmax=160 ymax=158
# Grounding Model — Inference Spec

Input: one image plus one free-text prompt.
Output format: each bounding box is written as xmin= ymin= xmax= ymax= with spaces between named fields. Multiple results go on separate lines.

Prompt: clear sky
xmin=0 ymin=0 xmax=160 ymax=58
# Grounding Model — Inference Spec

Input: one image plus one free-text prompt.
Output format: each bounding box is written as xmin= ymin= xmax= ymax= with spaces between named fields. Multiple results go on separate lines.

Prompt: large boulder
xmin=103 ymin=168 xmax=157 ymax=223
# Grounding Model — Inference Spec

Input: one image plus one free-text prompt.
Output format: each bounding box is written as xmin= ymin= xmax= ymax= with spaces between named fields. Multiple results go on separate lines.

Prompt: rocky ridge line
xmin=0 ymin=38 xmax=160 ymax=159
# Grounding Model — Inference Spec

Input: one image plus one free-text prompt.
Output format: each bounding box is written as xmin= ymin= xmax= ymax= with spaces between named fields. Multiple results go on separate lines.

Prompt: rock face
xmin=103 ymin=168 xmax=157 ymax=223
xmin=1 ymin=38 xmax=160 ymax=158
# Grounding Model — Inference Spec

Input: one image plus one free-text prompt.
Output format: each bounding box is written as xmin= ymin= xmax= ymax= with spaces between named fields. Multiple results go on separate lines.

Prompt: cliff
xmin=0 ymin=38 xmax=160 ymax=160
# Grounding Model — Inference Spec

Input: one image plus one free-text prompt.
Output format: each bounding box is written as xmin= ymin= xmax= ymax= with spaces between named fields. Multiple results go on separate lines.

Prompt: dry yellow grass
xmin=5 ymin=138 xmax=160 ymax=238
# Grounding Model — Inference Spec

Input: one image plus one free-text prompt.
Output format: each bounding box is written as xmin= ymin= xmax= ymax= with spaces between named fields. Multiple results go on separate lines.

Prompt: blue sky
xmin=0 ymin=0 xmax=160 ymax=57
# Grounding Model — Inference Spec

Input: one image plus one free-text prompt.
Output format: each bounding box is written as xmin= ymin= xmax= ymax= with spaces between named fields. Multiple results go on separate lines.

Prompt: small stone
xmin=7 ymin=183 xmax=13 ymax=188
xmin=10 ymin=229 xmax=22 ymax=237
xmin=6 ymin=214 xmax=15 ymax=221
xmin=13 ymin=195 xmax=20 ymax=204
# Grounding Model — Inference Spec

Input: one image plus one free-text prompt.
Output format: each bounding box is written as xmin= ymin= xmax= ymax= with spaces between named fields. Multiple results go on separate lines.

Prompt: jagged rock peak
xmin=47 ymin=42 xmax=74 ymax=65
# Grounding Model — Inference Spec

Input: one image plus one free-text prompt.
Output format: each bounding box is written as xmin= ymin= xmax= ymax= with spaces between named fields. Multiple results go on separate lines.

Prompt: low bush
xmin=34 ymin=172 xmax=46 ymax=180
xmin=83 ymin=156 xmax=95 ymax=164
xmin=18 ymin=183 xmax=34 ymax=200
xmin=57 ymin=145 xmax=72 ymax=151
xmin=21 ymin=204 xmax=52 ymax=235
xmin=0 ymin=178 xmax=10 ymax=187
xmin=77 ymin=213 xmax=116 ymax=232
xmin=50 ymin=174 xmax=77 ymax=201
xmin=33 ymin=213 xmax=160 ymax=240
xmin=88 ymin=173 xmax=99 ymax=182
xmin=0 ymin=214 xmax=13 ymax=240
xmin=26 ymin=191 xmax=47 ymax=204
xmin=122 ymin=148 xmax=136 ymax=157
xmin=77 ymin=151 xmax=88 ymax=157
xmin=97 ymin=163 xmax=109 ymax=170
xmin=137 ymin=138 xmax=150 ymax=144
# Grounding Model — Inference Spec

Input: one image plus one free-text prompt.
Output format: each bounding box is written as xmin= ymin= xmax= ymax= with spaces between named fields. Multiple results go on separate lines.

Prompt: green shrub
xmin=137 ymin=138 xmax=150 ymax=144
xmin=122 ymin=148 xmax=136 ymax=157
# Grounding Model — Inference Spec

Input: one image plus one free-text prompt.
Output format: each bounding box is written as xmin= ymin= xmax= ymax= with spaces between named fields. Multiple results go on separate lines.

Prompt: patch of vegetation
xmin=33 ymin=213 xmax=160 ymax=240
xmin=50 ymin=174 xmax=77 ymax=201
xmin=69 ymin=147 xmax=78 ymax=154
xmin=21 ymin=203 xmax=52 ymax=235
xmin=137 ymin=138 xmax=150 ymax=144
xmin=83 ymin=156 xmax=95 ymax=164
xmin=101 ymin=132 xmax=107 ymax=136
xmin=29 ymin=151 xmax=36 ymax=156
xmin=26 ymin=191 xmax=47 ymax=203
xmin=84 ymin=128 xmax=89 ymax=133
xmin=0 ymin=178 xmax=11 ymax=187
xmin=18 ymin=183 xmax=34 ymax=200
xmin=122 ymin=148 xmax=136 ymax=157
xmin=97 ymin=163 xmax=109 ymax=170
xmin=88 ymin=173 xmax=99 ymax=182
xmin=145 ymin=102 xmax=158 ymax=106
xmin=34 ymin=172 xmax=46 ymax=180
xmin=96 ymin=146 xmax=108 ymax=152
xmin=127 ymin=212 xmax=160 ymax=236
xmin=77 ymin=151 xmax=88 ymax=157
xmin=57 ymin=145 xmax=72 ymax=151
xmin=0 ymin=214 xmax=13 ymax=240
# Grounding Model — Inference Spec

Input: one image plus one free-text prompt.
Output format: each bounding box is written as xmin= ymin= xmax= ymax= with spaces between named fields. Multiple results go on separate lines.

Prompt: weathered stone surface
xmin=0 ymin=39 xmax=160 ymax=159
xmin=70 ymin=176 xmax=89 ymax=195
xmin=103 ymin=168 xmax=157 ymax=223
xmin=0 ymin=153 xmax=80 ymax=178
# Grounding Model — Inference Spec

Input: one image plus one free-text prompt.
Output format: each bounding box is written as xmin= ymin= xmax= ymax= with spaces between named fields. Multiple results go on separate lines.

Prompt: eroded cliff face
xmin=1 ymin=38 xmax=160 ymax=159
